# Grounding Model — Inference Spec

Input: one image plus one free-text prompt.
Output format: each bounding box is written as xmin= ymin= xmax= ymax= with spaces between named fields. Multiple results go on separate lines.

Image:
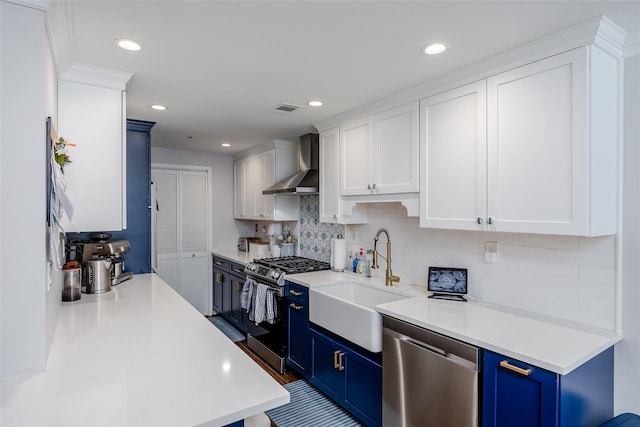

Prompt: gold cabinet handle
xmin=500 ymin=360 xmax=532 ymax=376
xmin=338 ymin=352 xmax=345 ymax=371
xmin=235 ymin=282 xmax=242 ymax=292
xmin=289 ymin=290 xmax=303 ymax=297
xmin=289 ymin=303 xmax=303 ymax=311
xmin=215 ymin=273 xmax=223 ymax=283
xmin=234 ymin=268 xmax=244 ymax=273
xmin=215 ymin=261 xmax=224 ymax=266
xmin=333 ymin=350 xmax=340 ymax=369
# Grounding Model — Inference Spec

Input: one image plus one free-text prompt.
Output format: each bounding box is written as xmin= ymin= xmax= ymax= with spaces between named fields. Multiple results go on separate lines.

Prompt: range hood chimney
xmin=263 ymin=133 xmax=319 ymax=195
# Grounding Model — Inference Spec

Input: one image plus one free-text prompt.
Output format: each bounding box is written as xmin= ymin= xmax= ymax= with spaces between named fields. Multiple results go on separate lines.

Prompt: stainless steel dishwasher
xmin=382 ymin=315 xmax=480 ymax=426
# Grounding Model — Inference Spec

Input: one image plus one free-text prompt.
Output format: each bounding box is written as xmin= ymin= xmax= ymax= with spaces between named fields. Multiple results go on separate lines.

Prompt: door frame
xmin=151 ymin=163 xmax=213 ymax=315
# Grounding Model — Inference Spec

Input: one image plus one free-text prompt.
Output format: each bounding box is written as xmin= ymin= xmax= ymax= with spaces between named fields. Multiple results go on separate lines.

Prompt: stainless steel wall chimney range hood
xmin=263 ymin=133 xmax=319 ymax=195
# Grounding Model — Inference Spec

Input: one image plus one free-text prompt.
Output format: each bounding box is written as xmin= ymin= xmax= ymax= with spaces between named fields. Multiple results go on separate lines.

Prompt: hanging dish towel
xmin=241 ymin=277 xmax=256 ymax=312
xmin=265 ymin=289 xmax=277 ymax=324
xmin=253 ymin=283 xmax=269 ymax=325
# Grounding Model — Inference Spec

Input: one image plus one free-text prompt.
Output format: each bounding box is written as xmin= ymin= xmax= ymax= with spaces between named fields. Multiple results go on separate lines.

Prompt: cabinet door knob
xmin=487 ymin=217 xmax=494 ymax=225
xmin=476 ymin=217 xmax=483 ymax=224
xmin=499 ymin=360 xmax=532 ymax=376
xmin=372 ymin=184 xmax=377 ymax=190
xmin=333 ymin=214 xmax=337 ymax=219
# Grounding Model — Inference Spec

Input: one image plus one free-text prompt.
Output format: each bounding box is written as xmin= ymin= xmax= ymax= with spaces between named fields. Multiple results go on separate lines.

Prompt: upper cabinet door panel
xmin=487 ymin=48 xmax=588 ymax=234
xmin=341 ymin=117 xmax=373 ymax=196
xmin=420 ymin=82 xmax=487 ymax=230
xmin=58 ymin=80 xmax=124 ymax=231
xmin=374 ymin=101 xmax=419 ymax=194
xmin=319 ymin=127 xmax=339 ymax=223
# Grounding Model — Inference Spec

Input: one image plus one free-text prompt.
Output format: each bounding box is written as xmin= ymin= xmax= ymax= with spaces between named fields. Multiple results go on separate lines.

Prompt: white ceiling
xmin=68 ymin=1 xmax=640 ymax=154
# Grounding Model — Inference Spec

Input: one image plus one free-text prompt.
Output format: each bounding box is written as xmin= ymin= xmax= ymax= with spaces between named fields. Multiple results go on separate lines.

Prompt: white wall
xmin=615 ymin=52 xmax=640 ymax=415
xmin=0 ymin=1 xmax=58 ymax=377
xmin=150 ymin=146 xmax=252 ymax=251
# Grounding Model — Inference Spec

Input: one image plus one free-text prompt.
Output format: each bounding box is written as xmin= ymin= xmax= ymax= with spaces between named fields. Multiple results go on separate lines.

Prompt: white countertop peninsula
xmin=0 ymin=274 xmax=289 ymax=426
xmin=286 ymin=271 xmax=620 ymax=375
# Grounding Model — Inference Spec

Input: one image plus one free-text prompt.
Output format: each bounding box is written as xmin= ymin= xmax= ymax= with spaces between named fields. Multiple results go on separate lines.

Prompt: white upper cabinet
xmin=57 ymin=65 xmax=132 ymax=232
xmin=319 ymin=127 xmax=367 ymax=224
xmin=420 ymin=80 xmax=487 ymax=231
xmin=340 ymin=101 xmax=419 ymax=196
xmin=420 ymin=46 xmax=618 ymax=236
xmin=233 ymin=141 xmax=298 ymax=221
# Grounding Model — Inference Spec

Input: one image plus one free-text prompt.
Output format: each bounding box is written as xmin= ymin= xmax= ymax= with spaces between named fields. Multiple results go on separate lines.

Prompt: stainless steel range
xmin=244 ymin=256 xmax=330 ymax=373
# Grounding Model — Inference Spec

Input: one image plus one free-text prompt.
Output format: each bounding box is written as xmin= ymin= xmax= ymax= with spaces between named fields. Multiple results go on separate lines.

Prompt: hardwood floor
xmin=235 ymin=340 xmax=300 ymax=385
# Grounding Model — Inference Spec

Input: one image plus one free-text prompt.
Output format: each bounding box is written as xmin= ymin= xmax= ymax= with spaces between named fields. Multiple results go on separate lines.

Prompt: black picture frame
xmin=428 ymin=266 xmax=468 ymax=301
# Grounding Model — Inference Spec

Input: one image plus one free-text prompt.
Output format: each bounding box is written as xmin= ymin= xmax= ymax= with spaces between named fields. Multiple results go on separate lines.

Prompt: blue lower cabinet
xmin=310 ymin=326 xmax=382 ymax=427
xmin=483 ymin=347 xmax=614 ymax=427
xmin=286 ymin=282 xmax=310 ymax=378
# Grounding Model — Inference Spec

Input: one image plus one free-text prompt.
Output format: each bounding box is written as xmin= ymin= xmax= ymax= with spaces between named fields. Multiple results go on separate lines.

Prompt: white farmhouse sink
xmin=309 ymin=282 xmax=408 ymax=352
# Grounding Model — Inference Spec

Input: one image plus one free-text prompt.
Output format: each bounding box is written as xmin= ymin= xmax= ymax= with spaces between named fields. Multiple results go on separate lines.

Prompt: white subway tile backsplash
xmin=297 ymin=199 xmax=617 ymax=331
xmin=579 ymin=236 xmax=616 ymax=253
xmin=519 ymin=233 xmax=580 ymax=250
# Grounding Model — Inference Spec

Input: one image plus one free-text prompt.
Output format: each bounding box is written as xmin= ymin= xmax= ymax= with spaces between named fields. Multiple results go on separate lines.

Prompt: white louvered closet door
xmin=178 ymin=171 xmax=208 ymax=314
xmin=152 ymin=168 xmax=209 ymax=314
xmin=153 ymin=170 xmax=179 ymax=292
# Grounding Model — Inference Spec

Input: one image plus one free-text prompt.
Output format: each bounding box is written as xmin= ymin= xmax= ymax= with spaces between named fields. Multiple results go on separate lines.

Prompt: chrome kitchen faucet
xmin=372 ymin=228 xmax=400 ymax=287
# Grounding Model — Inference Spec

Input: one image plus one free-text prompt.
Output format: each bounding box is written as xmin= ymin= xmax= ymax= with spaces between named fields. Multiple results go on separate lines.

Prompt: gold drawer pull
xmin=289 ymin=303 xmax=303 ymax=311
xmin=215 ymin=273 xmax=223 ymax=283
xmin=289 ymin=290 xmax=303 ymax=297
xmin=338 ymin=352 xmax=345 ymax=371
xmin=500 ymin=360 xmax=532 ymax=376
xmin=215 ymin=261 xmax=225 ymax=266
xmin=334 ymin=350 xmax=340 ymax=369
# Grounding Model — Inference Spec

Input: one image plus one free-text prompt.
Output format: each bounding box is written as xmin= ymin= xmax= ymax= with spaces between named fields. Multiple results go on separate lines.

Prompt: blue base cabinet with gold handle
xmin=482 ymin=347 xmax=614 ymax=427
xmin=310 ymin=325 xmax=382 ymax=427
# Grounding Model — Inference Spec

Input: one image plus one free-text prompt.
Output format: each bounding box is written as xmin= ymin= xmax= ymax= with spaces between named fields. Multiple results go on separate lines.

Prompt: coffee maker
xmin=68 ymin=233 xmax=134 ymax=289
xmin=81 ymin=239 xmax=134 ymax=286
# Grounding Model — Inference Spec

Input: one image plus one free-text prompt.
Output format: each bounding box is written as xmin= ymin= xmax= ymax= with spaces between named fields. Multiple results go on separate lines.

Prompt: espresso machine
xmin=66 ymin=232 xmax=133 ymax=289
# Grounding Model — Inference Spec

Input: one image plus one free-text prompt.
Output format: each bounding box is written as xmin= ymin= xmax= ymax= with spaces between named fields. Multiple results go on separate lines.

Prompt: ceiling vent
xmin=275 ymin=103 xmax=300 ymax=113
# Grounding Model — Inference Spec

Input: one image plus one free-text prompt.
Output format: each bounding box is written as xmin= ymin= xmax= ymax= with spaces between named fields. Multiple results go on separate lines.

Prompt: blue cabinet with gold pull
xmin=483 ymin=348 xmax=614 ymax=427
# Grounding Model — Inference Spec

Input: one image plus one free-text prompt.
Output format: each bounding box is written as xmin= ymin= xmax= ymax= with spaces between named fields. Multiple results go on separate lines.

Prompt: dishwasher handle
xmin=400 ymin=335 xmax=447 ymax=357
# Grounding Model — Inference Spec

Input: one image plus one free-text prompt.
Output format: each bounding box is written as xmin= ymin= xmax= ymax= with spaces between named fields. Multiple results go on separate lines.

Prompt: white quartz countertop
xmin=212 ymin=250 xmax=253 ymax=265
xmin=376 ymin=296 xmax=621 ymax=375
xmin=0 ymin=274 xmax=289 ymax=426
xmin=286 ymin=270 xmax=620 ymax=375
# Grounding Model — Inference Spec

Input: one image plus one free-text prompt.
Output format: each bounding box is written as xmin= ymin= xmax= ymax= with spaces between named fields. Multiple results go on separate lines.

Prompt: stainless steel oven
xmin=244 ymin=256 xmax=330 ymax=373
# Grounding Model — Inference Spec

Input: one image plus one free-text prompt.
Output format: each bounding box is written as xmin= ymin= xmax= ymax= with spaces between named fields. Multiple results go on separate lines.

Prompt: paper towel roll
xmin=331 ymin=238 xmax=346 ymax=271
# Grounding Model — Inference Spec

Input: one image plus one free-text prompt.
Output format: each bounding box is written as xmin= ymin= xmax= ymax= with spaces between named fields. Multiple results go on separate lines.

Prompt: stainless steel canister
xmin=84 ymin=258 xmax=112 ymax=294
xmin=62 ymin=267 xmax=81 ymax=301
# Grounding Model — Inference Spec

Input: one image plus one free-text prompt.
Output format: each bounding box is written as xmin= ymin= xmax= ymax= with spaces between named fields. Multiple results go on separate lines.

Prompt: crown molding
xmin=59 ymin=63 xmax=133 ymax=91
xmin=624 ymin=31 xmax=640 ymax=58
xmin=315 ymin=15 xmax=626 ymax=132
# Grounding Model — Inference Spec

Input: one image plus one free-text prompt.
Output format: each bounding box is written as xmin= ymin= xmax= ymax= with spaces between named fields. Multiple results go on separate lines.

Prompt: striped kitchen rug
xmin=266 ymin=379 xmax=363 ymax=427
xmin=207 ymin=316 xmax=245 ymax=342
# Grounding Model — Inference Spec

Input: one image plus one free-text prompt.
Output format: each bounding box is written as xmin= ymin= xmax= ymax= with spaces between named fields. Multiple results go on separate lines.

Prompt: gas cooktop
xmin=254 ymin=256 xmax=331 ymax=274
xmin=245 ymin=256 xmax=331 ymax=286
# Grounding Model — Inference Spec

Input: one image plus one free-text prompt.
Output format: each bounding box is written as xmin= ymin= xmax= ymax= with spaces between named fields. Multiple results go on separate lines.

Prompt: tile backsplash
xmin=296 ymin=198 xmax=617 ymax=331
xmin=297 ymin=195 xmax=345 ymax=262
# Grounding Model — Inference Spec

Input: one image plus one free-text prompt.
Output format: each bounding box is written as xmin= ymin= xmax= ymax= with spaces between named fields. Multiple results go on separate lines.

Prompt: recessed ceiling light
xmin=150 ymin=104 xmax=167 ymax=111
xmin=422 ymin=43 xmax=447 ymax=55
xmin=221 ymin=143 xmax=231 ymax=147
xmin=115 ymin=38 xmax=143 ymax=52
xmin=308 ymin=100 xmax=323 ymax=107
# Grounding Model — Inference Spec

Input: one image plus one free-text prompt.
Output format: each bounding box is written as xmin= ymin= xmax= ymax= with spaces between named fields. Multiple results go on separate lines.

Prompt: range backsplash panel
xmin=297 ymin=195 xmax=345 ymax=262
